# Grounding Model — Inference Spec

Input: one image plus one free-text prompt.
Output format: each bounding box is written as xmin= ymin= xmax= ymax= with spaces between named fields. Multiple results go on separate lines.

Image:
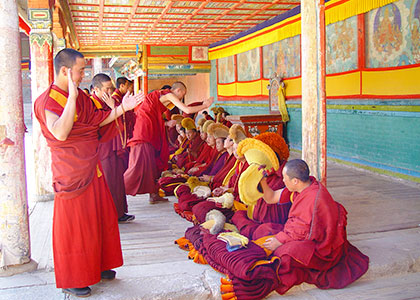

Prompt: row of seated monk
xmin=155 ymin=115 xmax=369 ymax=300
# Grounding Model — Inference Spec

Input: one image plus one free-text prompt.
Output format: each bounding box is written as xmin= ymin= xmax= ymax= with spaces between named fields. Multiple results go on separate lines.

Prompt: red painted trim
xmin=358 ymin=14 xmax=365 ymax=96
xmin=319 ymin=0 xmax=327 ymax=186
xmin=209 ymin=16 xmax=301 ymax=53
xmin=19 ymin=16 xmax=31 ymax=36
xmin=234 ymin=54 xmax=238 ymax=83
xmin=325 ymin=0 xmax=350 ymax=11
xmin=326 ymin=69 xmax=359 ymax=76
xmin=362 ymin=63 xmax=420 ymax=71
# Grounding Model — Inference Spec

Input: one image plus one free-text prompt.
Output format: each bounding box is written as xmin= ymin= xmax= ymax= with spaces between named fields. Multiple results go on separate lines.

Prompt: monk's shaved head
xmin=284 ymin=159 xmax=310 ymax=182
xmin=116 ymin=77 xmax=128 ymax=88
xmin=171 ymin=81 xmax=186 ymax=92
xmin=54 ymin=48 xmax=84 ymax=75
xmin=92 ymin=73 xmax=112 ymax=88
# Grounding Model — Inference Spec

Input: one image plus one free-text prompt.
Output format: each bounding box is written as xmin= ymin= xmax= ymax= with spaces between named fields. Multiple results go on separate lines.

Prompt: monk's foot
xmin=101 ymin=269 xmax=116 ymax=281
xmin=149 ymin=194 xmax=169 ymax=204
xmin=62 ymin=287 xmax=91 ymax=298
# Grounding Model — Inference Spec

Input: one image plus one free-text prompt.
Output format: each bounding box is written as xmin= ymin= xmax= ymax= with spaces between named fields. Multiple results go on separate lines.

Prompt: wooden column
xmin=93 ymin=57 xmax=103 ymax=75
xmin=0 ymin=0 xmax=36 ymax=275
xmin=301 ymin=0 xmax=327 ymax=185
xmin=28 ymin=5 xmax=55 ymax=201
xmin=141 ymin=44 xmax=148 ymax=93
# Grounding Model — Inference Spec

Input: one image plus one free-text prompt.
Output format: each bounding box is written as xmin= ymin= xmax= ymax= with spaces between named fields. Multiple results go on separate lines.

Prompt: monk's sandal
xmin=62 ymin=287 xmax=91 ymax=297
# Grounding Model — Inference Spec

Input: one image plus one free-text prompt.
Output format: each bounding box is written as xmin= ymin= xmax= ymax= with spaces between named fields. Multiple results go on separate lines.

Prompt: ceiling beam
xmin=119 ymin=0 xmax=141 ymax=44
xmin=58 ymin=0 xmax=80 ymax=49
xmin=140 ymin=0 xmax=175 ymax=43
xmin=97 ymin=0 xmax=105 ymax=45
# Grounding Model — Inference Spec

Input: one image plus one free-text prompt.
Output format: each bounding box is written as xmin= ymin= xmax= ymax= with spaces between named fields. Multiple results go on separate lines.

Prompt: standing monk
xmin=124 ymin=82 xmax=213 ymax=204
xmin=91 ymin=74 xmax=135 ymax=224
xmin=34 ymin=49 xmax=143 ymax=297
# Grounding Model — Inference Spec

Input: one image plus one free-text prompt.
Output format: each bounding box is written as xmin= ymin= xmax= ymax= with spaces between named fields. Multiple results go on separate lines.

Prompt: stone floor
xmin=1 ymin=154 xmax=420 ymax=299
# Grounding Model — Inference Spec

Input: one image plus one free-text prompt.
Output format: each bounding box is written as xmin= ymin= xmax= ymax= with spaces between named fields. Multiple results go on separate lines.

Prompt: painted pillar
xmin=0 ymin=0 xmax=35 ymax=273
xmin=142 ymin=44 xmax=148 ymax=93
xmin=300 ymin=0 xmax=327 ymax=184
xmin=93 ymin=57 xmax=103 ymax=75
xmin=29 ymin=7 xmax=55 ymax=201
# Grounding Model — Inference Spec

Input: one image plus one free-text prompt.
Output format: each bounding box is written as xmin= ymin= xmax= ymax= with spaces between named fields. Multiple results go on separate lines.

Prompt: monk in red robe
xmin=112 ymin=77 xmax=136 ymax=141
xmin=123 ymin=81 xmax=213 ymax=203
xmin=34 ymin=48 xmax=143 ymax=297
xmin=175 ymin=118 xmax=204 ymax=168
xmin=217 ymin=159 xmax=369 ymax=299
xmin=91 ymin=74 xmax=135 ymax=223
xmin=202 ymin=110 xmax=214 ymax=121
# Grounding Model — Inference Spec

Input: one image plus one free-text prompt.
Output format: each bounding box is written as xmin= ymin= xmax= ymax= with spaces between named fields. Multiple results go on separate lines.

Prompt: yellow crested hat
xmin=202 ymin=120 xmax=215 ymax=134
xmin=254 ymin=132 xmax=289 ymax=162
xmin=237 ymin=138 xmax=280 ymax=206
xmin=229 ymin=124 xmax=247 ymax=144
xmin=171 ymin=114 xmax=184 ymax=124
xmin=197 ymin=117 xmax=206 ymax=130
xmin=207 ymin=123 xmax=229 ymax=139
xmin=181 ymin=117 xmax=196 ymax=130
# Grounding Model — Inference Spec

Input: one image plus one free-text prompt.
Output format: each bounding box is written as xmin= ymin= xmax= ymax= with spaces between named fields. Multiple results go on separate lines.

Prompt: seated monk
xmin=191 ymin=124 xmax=249 ymax=223
xmin=158 ymin=118 xmax=212 ymax=196
xmin=167 ymin=114 xmax=184 ymax=154
xmin=169 ymin=116 xmax=189 ymax=164
xmin=175 ymin=117 xmax=204 ymax=168
xmin=175 ymin=123 xmax=231 ymax=217
xmin=231 ymin=132 xmax=292 ymax=240
xmin=202 ymin=110 xmax=214 ymax=121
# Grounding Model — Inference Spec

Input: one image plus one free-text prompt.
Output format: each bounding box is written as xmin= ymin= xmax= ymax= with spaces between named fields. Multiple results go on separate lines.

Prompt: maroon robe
xmin=184 ymin=142 xmax=212 ymax=171
xmin=112 ymin=88 xmax=136 ymax=140
xmin=124 ymin=89 xmax=171 ymax=195
xmin=34 ymin=85 xmax=123 ymax=288
xmin=176 ymin=134 xmax=204 ymax=168
xmin=91 ymin=93 xmax=128 ymax=218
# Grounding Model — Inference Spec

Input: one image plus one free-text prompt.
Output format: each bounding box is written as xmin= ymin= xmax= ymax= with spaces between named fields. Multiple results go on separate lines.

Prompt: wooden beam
xmin=57 ymin=0 xmax=80 ymax=49
xmin=97 ymin=0 xmax=104 ymax=45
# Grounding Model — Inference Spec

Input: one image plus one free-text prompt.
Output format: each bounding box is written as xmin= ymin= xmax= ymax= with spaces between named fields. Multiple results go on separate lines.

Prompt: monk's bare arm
xmin=99 ymin=92 xmax=144 ymax=127
xmin=45 ymin=95 xmax=77 ymax=141
xmin=260 ymin=177 xmax=284 ymax=204
xmin=163 ymin=93 xmax=214 ymax=114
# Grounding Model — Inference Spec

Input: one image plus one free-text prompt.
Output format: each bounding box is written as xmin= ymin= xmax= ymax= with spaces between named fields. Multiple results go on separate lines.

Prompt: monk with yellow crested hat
xmin=231 ymin=132 xmax=292 ymax=240
xmin=191 ymin=124 xmax=250 ymax=224
xmin=174 ymin=117 xmax=205 ymax=168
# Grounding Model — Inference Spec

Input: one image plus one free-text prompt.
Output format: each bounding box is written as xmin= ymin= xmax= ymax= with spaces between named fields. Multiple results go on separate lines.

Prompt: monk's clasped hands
xmin=263 ymin=237 xmax=282 ymax=251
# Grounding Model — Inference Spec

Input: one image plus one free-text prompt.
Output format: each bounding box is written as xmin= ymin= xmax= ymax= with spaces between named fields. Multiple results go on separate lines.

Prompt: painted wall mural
xmin=326 ymin=15 xmax=358 ymax=74
xmin=217 ymin=56 xmax=235 ymax=84
xmin=262 ymin=35 xmax=300 ymax=79
xmin=237 ymin=47 xmax=261 ymax=81
xmin=366 ymin=0 xmax=417 ymax=67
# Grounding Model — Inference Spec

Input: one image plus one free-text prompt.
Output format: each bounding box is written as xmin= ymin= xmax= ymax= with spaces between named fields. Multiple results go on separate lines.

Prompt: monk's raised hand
xmin=263 ymin=237 xmax=282 ymax=251
xmin=67 ymin=68 xmax=78 ymax=99
xmin=102 ymin=92 xmax=115 ymax=109
xmin=122 ymin=91 xmax=145 ymax=111
xmin=203 ymin=96 xmax=214 ymax=108
xmin=166 ymin=119 xmax=177 ymax=128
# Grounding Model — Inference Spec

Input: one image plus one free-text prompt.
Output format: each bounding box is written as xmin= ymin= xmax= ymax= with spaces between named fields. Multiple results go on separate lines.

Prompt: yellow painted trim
xmin=362 ymin=66 xmax=420 ymax=95
xmin=284 ymin=77 xmax=302 ymax=97
xmin=236 ymin=81 xmax=262 ymax=96
xmin=262 ymin=79 xmax=270 ymax=96
xmin=326 ymin=71 xmax=360 ymax=97
xmin=218 ymin=83 xmax=237 ymax=97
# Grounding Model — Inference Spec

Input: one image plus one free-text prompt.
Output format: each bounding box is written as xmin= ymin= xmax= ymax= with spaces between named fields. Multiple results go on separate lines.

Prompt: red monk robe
xmin=124 ymin=89 xmax=171 ymax=195
xmin=208 ymin=178 xmax=369 ymax=299
xmin=175 ymin=133 xmax=204 ymax=168
xmin=112 ymin=88 xmax=136 ymax=140
xmin=91 ymin=93 xmax=129 ymax=219
xmin=163 ymin=106 xmax=181 ymax=154
xmin=175 ymin=152 xmax=234 ymax=216
xmin=184 ymin=141 xmax=212 ymax=172
xmin=34 ymin=84 xmax=123 ymax=288
xmin=272 ymin=177 xmax=369 ymax=294
xmin=192 ymin=160 xmax=249 ymax=223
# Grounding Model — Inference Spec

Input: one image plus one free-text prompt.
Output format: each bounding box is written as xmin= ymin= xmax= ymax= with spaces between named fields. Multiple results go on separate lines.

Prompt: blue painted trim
xmin=286 ymin=107 xmax=420 ymax=117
